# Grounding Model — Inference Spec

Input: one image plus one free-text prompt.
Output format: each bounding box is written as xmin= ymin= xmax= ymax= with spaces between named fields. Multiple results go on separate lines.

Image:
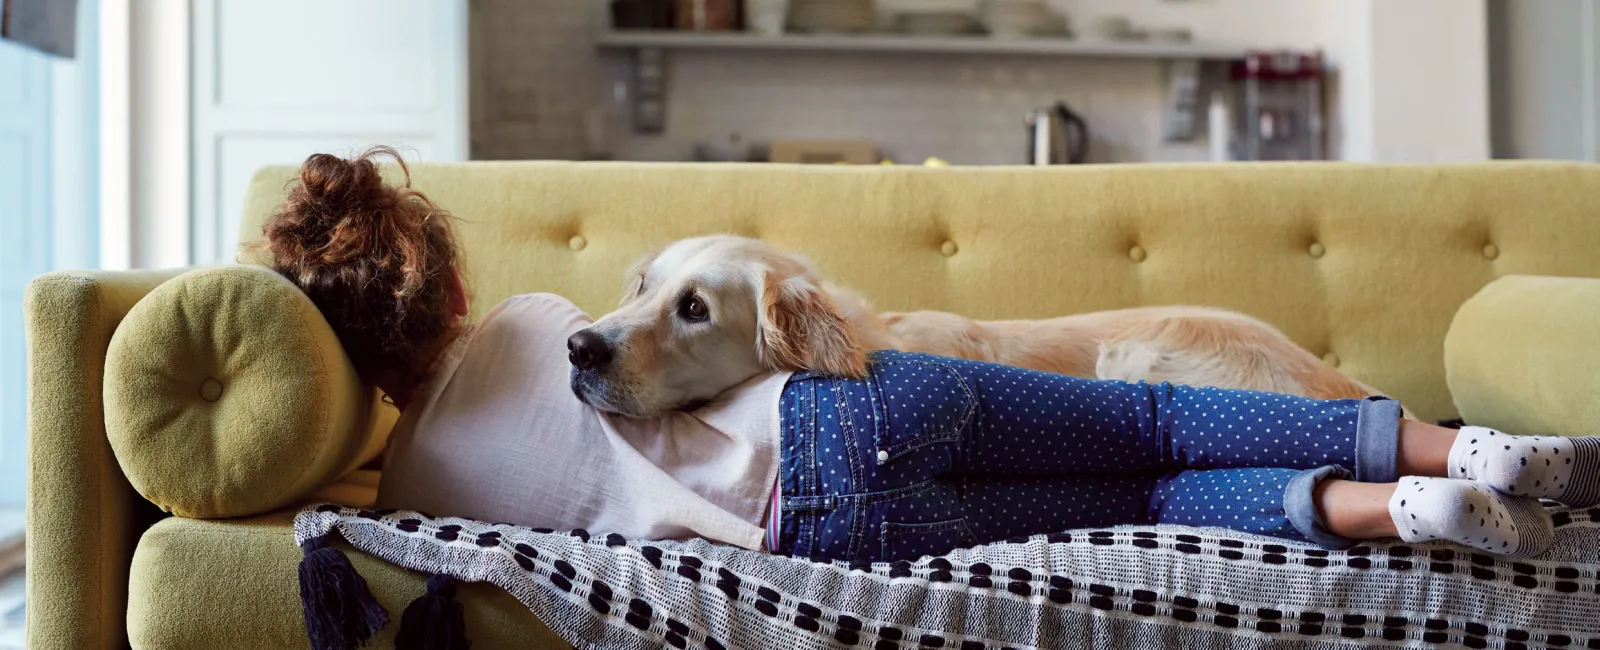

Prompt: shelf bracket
xmin=632 ymin=47 xmax=666 ymax=134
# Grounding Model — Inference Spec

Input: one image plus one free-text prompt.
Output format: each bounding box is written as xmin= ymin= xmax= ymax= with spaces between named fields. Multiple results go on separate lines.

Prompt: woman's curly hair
xmin=255 ymin=146 xmax=462 ymax=382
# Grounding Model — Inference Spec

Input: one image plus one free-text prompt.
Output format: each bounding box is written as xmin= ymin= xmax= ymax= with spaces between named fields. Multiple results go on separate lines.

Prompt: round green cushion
xmin=105 ymin=265 xmax=388 ymax=518
xmin=1445 ymin=275 xmax=1600 ymax=437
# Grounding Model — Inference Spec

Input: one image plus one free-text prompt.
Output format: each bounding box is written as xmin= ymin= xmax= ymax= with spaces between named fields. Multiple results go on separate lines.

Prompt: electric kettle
xmin=1027 ymin=102 xmax=1089 ymax=165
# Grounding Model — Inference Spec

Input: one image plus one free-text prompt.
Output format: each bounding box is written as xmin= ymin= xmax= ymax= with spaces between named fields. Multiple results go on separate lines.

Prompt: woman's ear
xmin=447 ymin=267 xmax=469 ymax=317
xmin=756 ymin=271 xmax=868 ymax=377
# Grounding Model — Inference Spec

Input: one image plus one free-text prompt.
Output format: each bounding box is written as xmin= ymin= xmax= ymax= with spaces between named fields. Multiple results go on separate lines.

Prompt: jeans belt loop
xmin=785 ymin=495 xmax=836 ymax=512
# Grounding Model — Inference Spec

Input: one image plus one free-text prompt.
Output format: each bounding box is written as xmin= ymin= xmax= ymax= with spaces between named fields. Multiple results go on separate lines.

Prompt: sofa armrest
xmin=1444 ymin=275 xmax=1600 ymax=437
xmin=25 ymin=269 xmax=191 ymax=650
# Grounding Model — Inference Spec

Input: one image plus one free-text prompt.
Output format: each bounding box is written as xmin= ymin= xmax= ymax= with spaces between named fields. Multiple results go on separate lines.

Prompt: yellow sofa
xmin=26 ymin=161 xmax=1600 ymax=648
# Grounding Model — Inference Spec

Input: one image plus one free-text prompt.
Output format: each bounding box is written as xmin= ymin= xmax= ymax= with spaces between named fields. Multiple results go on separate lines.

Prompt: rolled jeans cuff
xmin=1354 ymin=396 xmax=1402 ymax=484
xmin=1284 ymin=465 xmax=1357 ymax=549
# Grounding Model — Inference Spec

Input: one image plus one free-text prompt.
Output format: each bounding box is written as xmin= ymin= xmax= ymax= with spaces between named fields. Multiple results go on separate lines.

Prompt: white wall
xmin=1366 ymin=0 xmax=1490 ymax=161
xmin=1489 ymin=0 xmax=1596 ymax=160
xmin=1314 ymin=0 xmax=1373 ymax=162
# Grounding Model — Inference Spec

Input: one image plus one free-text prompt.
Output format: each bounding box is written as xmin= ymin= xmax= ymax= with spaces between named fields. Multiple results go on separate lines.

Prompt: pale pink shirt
xmin=376 ymin=293 xmax=789 ymax=551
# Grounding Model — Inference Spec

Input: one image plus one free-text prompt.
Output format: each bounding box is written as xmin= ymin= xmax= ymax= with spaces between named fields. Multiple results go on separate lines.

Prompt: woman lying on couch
xmin=258 ymin=147 xmax=1599 ymax=563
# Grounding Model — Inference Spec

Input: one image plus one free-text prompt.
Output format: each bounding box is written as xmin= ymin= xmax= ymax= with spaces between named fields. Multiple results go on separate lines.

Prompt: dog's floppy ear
xmin=619 ymin=246 xmax=664 ymax=306
xmin=756 ymin=270 xmax=868 ymax=378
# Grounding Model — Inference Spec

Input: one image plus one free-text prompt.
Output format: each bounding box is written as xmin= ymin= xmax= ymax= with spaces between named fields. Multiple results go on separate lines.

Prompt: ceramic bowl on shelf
xmin=788 ymin=0 xmax=876 ymax=33
xmin=896 ymin=11 xmax=980 ymax=35
xmin=877 ymin=0 xmax=978 ymax=17
xmin=980 ymin=0 xmax=1067 ymax=39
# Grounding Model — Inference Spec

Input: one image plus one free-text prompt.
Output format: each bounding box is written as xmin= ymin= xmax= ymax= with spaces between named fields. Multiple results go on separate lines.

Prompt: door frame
xmin=98 ymin=0 xmax=190 ymax=270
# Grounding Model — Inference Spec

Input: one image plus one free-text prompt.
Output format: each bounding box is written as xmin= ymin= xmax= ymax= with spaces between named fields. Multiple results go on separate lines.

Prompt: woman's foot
xmin=1388 ymin=476 xmax=1553 ymax=557
xmin=1448 ymin=426 xmax=1600 ymax=506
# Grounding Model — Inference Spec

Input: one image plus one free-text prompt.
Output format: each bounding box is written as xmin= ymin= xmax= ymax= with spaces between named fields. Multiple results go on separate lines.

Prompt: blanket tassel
xmin=299 ymin=534 xmax=390 ymax=650
xmin=396 ymin=573 xmax=471 ymax=650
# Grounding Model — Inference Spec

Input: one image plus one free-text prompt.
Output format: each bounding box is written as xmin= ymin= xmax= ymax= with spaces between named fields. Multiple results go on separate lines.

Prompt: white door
xmin=190 ymin=0 xmax=469 ymax=265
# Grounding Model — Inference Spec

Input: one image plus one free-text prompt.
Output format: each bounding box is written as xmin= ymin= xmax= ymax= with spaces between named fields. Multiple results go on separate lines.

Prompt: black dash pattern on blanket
xmin=294 ymin=504 xmax=1600 ymax=649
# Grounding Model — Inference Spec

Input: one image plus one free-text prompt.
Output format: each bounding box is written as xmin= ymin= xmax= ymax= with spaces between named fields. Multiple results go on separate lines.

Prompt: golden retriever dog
xmin=568 ymin=235 xmax=1392 ymax=418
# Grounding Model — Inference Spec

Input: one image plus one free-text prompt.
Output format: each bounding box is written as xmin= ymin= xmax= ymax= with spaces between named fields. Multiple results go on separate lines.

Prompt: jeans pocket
xmin=879 ymin=517 xmax=976 ymax=563
xmin=869 ymin=355 xmax=976 ymax=463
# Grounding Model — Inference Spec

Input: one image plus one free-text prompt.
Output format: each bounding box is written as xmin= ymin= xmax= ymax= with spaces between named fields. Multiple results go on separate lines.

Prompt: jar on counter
xmin=676 ymin=0 xmax=737 ymax=30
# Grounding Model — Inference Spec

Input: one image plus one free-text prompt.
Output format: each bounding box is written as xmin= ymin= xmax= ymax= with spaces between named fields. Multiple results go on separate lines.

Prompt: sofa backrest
xmin=238 ymin=161 xmax=1600 ymax=423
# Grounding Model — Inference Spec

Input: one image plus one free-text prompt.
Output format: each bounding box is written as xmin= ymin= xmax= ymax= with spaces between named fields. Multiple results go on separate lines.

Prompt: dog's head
xmin=567 ymin=235 xmax=867 ymax=418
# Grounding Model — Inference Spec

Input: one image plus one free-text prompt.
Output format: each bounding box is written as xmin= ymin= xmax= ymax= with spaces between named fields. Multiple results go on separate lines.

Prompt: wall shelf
xmin=596 ymin=30 xmax=1248 ymax=60
xmin=597 ymin=30 xmax=1244 ymax=136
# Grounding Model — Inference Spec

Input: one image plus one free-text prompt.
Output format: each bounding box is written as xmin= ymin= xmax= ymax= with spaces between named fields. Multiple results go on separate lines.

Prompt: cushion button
xmin=1308 ymin=242 xmax=1325 ymax=258
xmin=1482 ymin=244 xmax=1498 ymax=260
xmin=940 ymin=241 xmax=958 ymax=256
xmin=569 ymin=236 xmax=587 ymax=251
xmin=1128 ymin=245 xmax=1147 ymax=262
xmin=1322 ymin=353 xmax=1340 ymax=368
xmin=200 ymin=378 xmax=224 ymax=402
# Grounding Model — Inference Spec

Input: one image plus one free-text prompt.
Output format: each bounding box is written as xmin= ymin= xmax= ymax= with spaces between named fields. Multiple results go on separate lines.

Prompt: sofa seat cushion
xmin=104 ymin=265 xmax=395 ymax=519
xmin=127 ymin=505 xmax=571 ymax=649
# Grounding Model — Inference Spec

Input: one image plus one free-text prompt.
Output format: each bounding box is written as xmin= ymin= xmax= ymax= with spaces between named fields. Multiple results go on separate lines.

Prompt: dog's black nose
xmin=567 ymin=330 xmax=612 ymax=371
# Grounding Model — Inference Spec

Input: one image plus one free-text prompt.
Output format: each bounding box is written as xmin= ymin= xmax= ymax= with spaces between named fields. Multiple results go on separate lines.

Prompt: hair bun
xmin=255 ymin=147 xmax=461 ymax=384
xmin=267 ymin=146 xmax=420 ymax=268
xmin=294 ymin=148 xmax=407 ymax=230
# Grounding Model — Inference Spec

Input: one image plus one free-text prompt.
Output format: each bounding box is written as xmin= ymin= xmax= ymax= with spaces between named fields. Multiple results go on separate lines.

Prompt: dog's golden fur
xmin=857 ymin=302 xmax=1383 ymax=400
xmin=574 ymin=235 xmax=1393 ymax=418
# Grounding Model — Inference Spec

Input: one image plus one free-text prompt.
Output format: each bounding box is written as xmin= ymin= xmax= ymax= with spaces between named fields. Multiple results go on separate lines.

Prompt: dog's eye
xmin=636 ymin=274 xmax=646 ymax=296
xmin=678 ymin=294 xmax=709 ymax=323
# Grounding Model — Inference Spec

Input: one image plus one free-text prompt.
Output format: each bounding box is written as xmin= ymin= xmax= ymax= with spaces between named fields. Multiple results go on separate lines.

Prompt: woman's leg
xmin=957 ymin=474 xmax=1164 ymax=542
xmin=867 ymin=351 xmax=1402 ymax=480
xmin=1314 ymin=480 xmax=1398 ymax=539
xmin=887 ymin=350 xmax=1597 ymax=507
xmin=958 ymin=471 xmax=1325 ymax=545
xmin=956 ymin=470 xmax=1321 ymax=544
xmin=958 ymin=469 xmax=1553 ymax=557
xmin=1316 ymin=419 xmax=1571 ymax=557
xmin=864 ymin=352 xmax=1576 ymax=556
xmin=1396 ymin=420 xmax=1456 ymax=476
xmin=1318 ymin=478 xmax=1555 ymax=556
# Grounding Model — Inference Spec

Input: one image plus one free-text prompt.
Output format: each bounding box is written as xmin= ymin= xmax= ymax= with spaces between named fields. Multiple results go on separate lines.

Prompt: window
xmin=0 ymin=0 xmax=98 ymax=508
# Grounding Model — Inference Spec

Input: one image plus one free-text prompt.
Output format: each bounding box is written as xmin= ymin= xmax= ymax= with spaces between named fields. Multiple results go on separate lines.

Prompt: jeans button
xmin=876 ymin=450 xmax=889 ymax=463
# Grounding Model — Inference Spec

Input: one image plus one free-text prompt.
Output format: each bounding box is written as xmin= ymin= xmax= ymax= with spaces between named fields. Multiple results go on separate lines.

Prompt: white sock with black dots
xmin=1388 ymin=477 xmax=1553 ymax=557
xmin=1448 ymin=426 xmax=1600 ymax=507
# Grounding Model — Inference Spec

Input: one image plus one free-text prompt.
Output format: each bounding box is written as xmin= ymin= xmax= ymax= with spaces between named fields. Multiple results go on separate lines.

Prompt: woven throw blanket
xmin=295 ymin=504 xmax=1600 ymax=649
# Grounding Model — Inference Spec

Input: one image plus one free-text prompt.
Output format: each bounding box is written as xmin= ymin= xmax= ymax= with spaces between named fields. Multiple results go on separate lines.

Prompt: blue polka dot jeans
xmin=773 ymin=350 xmax=1402 ymax=563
